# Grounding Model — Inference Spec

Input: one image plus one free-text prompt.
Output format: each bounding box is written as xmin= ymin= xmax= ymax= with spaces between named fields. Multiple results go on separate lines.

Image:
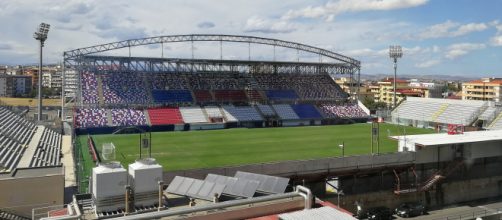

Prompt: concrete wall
xmin=0 ymin=173 xmax=64 ymax=218
xmin=164 ymin=152 xmax=416 ymax=183
xmin=330 ymin=175 xmax=502 ymax=214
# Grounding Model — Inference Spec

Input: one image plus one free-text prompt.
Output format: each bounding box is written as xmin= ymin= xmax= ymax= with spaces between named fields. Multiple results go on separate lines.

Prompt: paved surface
xmin=62 ymin=135 xmax=76 ymax=187
xmin=396 ymin=200 xmax=502 ymax=220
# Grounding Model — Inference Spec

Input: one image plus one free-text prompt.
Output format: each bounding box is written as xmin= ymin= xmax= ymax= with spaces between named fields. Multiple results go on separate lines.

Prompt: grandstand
xmin=0 ymin=107 xmax=62 ymax=172
xmin=392 ymin=97 xmax=488 ymax=127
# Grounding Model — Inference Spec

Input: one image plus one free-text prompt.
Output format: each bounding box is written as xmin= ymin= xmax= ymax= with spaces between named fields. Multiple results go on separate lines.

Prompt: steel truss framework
xmin=62 ymin=34 xmax=361 ymax=117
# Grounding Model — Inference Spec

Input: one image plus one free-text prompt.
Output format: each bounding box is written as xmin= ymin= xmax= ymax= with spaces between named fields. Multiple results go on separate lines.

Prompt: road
xmin=395 ymin=200 xmax=502 ymax=220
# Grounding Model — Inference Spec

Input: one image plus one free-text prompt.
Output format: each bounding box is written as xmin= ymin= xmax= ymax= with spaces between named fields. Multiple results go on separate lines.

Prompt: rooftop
xmin=390 ymin=130 xmax=502 ymax=147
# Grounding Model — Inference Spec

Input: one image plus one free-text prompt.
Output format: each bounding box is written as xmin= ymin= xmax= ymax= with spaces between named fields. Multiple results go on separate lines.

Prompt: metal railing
xmin=431 ymin=207 xmax=502 ymax=220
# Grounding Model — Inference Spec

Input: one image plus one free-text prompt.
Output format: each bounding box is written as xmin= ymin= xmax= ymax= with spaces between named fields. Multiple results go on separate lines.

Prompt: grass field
xmin=78 ymin=123 xmax=433 ymax=174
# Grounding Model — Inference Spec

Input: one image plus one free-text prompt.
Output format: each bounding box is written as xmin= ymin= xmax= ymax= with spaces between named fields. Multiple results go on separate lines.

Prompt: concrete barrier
xmin=163 ymin=152 xmax=416 ymax=183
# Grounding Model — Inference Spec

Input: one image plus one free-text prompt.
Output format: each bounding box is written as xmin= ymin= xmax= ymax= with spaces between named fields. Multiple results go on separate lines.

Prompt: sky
xmin=0 ymin=0 xmax=501 ymax=77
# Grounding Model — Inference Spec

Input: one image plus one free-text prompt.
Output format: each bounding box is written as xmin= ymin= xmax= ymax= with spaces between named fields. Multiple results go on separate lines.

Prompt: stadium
xmin=2 ymin=33 xmax=502 ymax=220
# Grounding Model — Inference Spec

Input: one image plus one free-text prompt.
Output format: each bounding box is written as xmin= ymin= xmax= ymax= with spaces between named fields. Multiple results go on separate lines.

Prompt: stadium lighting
xmin=33 ymin=22 xmax=50 ymax=121
xmin=389 ymin=45 xmax=403 ymax=109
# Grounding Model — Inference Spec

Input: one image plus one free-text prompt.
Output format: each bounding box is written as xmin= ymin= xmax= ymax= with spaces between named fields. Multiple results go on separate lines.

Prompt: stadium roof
xmin=390 ymin=130 xmax=502 ymax=147
xmin=278 ymin=206 xmax=357 ymax=220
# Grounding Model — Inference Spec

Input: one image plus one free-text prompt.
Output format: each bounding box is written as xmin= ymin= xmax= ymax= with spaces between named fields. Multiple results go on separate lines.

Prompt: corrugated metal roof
xmin=278 ymin=207 xmax=357 ymax=220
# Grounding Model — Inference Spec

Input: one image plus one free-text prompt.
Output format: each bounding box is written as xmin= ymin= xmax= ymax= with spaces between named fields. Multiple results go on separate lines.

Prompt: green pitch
xmin=78 ymin=123 xmax=433 ymax=173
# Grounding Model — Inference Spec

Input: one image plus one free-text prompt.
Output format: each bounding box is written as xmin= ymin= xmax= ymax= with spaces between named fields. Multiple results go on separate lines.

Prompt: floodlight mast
xmin=389 ymin=45 xmax=403 ymax=109
xmin=33 ymin=23 xmax=50 ymax=121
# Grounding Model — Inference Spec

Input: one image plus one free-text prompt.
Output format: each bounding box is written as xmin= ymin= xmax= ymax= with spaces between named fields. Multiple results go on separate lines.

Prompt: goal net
xmin=102 ymin=143 xmax=116 ymax=161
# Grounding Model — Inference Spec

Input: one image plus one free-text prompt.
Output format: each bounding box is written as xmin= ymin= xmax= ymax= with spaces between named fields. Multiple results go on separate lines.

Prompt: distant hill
xmin=360 ymin=73 xmax=477 ymax=82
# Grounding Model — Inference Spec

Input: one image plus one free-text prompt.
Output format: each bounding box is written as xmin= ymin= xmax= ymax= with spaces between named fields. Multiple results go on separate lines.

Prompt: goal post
xmin=102 ymin=142 xmax=116 ymax=161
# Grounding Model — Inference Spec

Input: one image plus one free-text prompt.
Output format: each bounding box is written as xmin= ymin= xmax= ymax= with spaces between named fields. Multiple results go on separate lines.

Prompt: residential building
xmin=0 ymin=74 xmax=32 ymax=97
xmin=462 ymin=77 xmax=502 ymax=102
xmin=370 ymin=78 xmax=444 ymax=106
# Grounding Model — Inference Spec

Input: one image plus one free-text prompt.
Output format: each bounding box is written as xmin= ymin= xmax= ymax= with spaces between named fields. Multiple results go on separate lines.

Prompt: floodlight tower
xmin=389 ymin=45 xmax=403 ymax=109
xmin=33 ymin=23 xmax=50 ymax=121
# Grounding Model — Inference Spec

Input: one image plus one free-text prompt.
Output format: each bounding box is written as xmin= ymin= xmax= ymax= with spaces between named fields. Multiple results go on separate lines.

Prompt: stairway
xmin=97 ymin=75 xmax=105 ymax=106
xmin=431 ymin=103 xmax=449 ymax=122
xmin=0 ymin=209 xmax=30 ymax=220
xmin=488 ymin=111 xmax=502 ymax=129
xmin=394 ymin=159 xmax=464 ymax=195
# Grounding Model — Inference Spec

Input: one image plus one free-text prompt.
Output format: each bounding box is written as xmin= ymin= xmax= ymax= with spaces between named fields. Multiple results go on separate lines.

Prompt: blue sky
xmin=0 ymin=0 xmax=501 ymax=77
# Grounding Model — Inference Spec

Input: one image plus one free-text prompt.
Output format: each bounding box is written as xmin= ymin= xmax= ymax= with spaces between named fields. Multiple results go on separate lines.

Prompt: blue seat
xmin=266 ymin=90 xmax=299 ymax=101
xmin=291 ymin=104 xmax=322 ymax=119
xmin=152 ymin=90 xmax=193 ymax=103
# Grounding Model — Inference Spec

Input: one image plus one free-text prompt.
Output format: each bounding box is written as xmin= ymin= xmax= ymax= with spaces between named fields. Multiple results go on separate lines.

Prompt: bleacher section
xmin=30 ymin=128 xmax=62 ymax=167
xmin=148 ymin=107 xmax=184 ymax=125
xmin=111 ymin=109 xmax=147 ymax=126
xmin=257 ymin=104 xmax=277 ymax=117
xmin=272 ymin=104 xmax=300 ymax=120
xmin=101 ymin=72 xmax=150 ymax=104
xmin=265 ymin=90 xmax=299 ymax=101
xmin=223 ymin=106 xmax=263 ymax=121
xmin=320 ymin=104 xmax=368 ymax=118
xmin=80 ymin=71 xmax=346 ymax=105
xmin=81 ymin=71 xmax=99 ymax=104
xmin=75 ymin=108 xmax=108 ymax=128
xmin=253 ymin=73 xmax=346 ymax=101
xmin=214 ymin=90 xmax=248 ymax=102
xmin=180 ymin=107 xmax=209 ymax=123
xmin=0 ymin=107 xmax=61 ymax=172
xmin=152 ymin=90 xmax=193 ymax=103
xmin=194 ymin=90 xmax=213 ymax=103
xmin=291 ymin=104 xmax=322 ymax=119
xmin=488 ymin=111 xmax=502 ymax=130
xmin=393 ymin=97 xmax=487 ymax=126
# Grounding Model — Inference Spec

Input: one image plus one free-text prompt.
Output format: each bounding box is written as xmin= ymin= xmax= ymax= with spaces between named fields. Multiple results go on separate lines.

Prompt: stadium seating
xmin=253 ymin=73 xmax=346 ymax=101
xmin=247 ymin=90 xmax=265 ymax=102
xmin=204 ymin=106 xmax=224 ymax=119
xmin=291 ymin=104 xmax=322 ymax=119
xmin=180 ymin=106 xmax=209 ymax=123
xmin=320 ymin=104 xmax=368 ymax=118
xmin=75 ymin=108 xmax=108 ymax=128
xmin=151 ymin=73 xmax=190 ymax=90
xmin=393 ymin=97 xmax=486 ymax=126
xmin=222 ymin=105 xmax=263 ymax=121
xmin=152 ymin=90 xmax=193 ymax=103
xmin=30 ymin=128 xmax=62 ymax=167
xmin=213 ymin=90 xmax=248 ymax=102
xmin=148 ymin=107 xmax=184 ymax=125
xmin=111 ymin=109 xmax=147 ymax=126
xmin=0 ymin=107 xmax=61 ymax=172
xmin=102 ymin=72 xmax=150 ymax=104
xmin=194 ymin=90 xmax=213 ymax=103
xmin=272 ymin=104 xmax=300 ymax=120
xmin=256 ymin=104 xmax=277 ymax=117
xmin=81 ymin=71 xmax=99 ymax=104
xmin=265 ymin=90 xmax=299 ymax=101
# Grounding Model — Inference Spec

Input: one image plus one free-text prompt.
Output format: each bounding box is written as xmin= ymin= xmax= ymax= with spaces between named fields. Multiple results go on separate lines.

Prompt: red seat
xmin=214 ymin=90 xmax=248 ymax=102
xmin=194 ymin=90 xmax=213 ymax=102
xmin=248 ymin=90 xmax=265 ymax=102
xmin=148 ymin=107 xmax=184 ymax=125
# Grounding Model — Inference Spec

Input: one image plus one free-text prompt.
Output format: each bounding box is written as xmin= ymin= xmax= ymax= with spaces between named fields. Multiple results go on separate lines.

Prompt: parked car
xmin=395 ymin=202 xmax=426 ymax=217
xmin=362 ymin=206 xmax=392 ymax=220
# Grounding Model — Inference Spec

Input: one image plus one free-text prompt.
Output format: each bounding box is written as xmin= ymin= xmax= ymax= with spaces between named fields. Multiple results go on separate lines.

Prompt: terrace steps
xmin=488 ymin=111 xmax=502 ymax=129
xmin=97 ymin=76 xmax=105 ymax=106
xmin=431 ymin=103 xmax=449 ymax=121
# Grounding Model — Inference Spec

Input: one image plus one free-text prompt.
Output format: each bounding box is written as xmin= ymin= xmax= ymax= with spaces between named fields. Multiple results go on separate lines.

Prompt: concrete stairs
xmin=431 ymin=103 xmax=449 ymax=122
xmin=0 ymin=209 xmax=30 ymax=220
xmin=106 ymin=109 xmax=113 ymax=126
xmin=97 ymin=75 xmax=105 ymax=106
xmin=488 ymin=111 xmax=502 ymax=129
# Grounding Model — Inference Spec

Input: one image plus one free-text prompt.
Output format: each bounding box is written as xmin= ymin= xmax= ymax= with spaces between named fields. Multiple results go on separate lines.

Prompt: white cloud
xmin=491 ymin=35 xmax=502 ymax=46
xmin=415 ymin=59 xmax=440 ymax=68
xmin=282 ymin=0 xmax=429 ymax=21
xmin=418 ymin=21 xmax=488 ymax=40
xmin=243 ymin=16 xmax=297 ymax=33
xmin=445 ymin=43 xmax=485 ymax=59
xmin=453 ymin=23 xmax=488 ymax=36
